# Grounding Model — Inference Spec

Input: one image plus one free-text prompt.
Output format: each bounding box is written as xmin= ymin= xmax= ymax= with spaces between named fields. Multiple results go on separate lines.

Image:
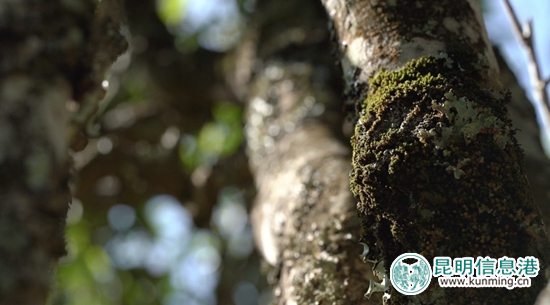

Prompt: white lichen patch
xmin=347 ymin=37 xmax=365 ymax=67
xmin=415 ymin=128 xmax=437 ymax=144
xmin=445 ymin=158 xmax=470 ymax=180
xmin=427 ymin=91 xmax=511 ymax=148
xmin=442 ymin=17 xmax=461 ymax=35
xmin=341 ymin=37 xmax=371 ymax=88
xmin=441 ymin=92 xmax=477 ymax=124
xmin=446 ymin=165 xmax=464 ymax=179
xmin=493 ymin=126 xmax=512 ymax=148
xmin=398 ymin=38 xmax=446 ymax=69
xmin=460 ymin=20 xmax=481 ymax=45
xmin=441 ymin=16 xmax=480 ymax=46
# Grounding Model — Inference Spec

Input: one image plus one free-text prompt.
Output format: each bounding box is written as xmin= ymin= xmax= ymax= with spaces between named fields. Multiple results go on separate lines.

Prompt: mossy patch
xmin=350 ymin=56 xmax=545 ymax=304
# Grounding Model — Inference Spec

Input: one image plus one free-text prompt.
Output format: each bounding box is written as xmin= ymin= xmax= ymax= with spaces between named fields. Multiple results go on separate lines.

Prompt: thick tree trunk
xmin=495 ymin=49 xmax=550 ymax=230
xmin=497 ymin=46 xmax=550 ymax=305
xmin=240 ymin=0 xmax=378 ymax=304
xmin=321 ymin=0 xmax=550 ymax=304
xmin=0 ymin=1 xmax=126 ymax=304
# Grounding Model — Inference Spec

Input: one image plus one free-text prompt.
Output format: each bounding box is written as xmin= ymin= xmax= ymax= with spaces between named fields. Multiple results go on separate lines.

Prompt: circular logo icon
xmin=390 ymin=253 xmax=432 ymax=295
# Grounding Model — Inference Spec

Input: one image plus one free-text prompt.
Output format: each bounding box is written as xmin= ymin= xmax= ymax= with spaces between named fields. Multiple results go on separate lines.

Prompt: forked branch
xmin=501 ymin=0 xmax=550 ymax=137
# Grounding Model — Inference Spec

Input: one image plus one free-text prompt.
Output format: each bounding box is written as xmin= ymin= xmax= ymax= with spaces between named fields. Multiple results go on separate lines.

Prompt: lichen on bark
xmin=350 ymin=54 xmax=549 ymax=303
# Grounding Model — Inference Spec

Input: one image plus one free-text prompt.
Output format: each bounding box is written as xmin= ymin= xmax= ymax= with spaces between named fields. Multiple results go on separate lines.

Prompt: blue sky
xmin=181 ymin=0 xmax=550 ymax=141
xmin=485 ymin=0 xmax=550 ymax=152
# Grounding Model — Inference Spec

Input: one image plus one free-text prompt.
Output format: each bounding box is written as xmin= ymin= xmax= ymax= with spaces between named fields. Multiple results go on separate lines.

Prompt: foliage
xmin=47 ymin=1 xmax=266 ymax=305
xmin=179 ymin=102 xmax=243 ymax=171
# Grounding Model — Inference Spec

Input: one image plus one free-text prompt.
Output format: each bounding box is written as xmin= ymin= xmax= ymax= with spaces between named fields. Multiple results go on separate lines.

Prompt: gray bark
xmin=495 ymin=49 xmax=550 ymax=229
xmin=497 ymin=47 xmax=550 ymax=305
xmin=0 ymin=1 xmax=126 ymax=304
xmin=240 ymin=0 xmax=377 ymax=303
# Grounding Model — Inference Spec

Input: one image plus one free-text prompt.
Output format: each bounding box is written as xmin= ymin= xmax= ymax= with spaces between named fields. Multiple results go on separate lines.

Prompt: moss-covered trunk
xmin=0 ymin=1 xmax=126 ymax=304
xmin=321 ymin=0 xmax=550 ymax=304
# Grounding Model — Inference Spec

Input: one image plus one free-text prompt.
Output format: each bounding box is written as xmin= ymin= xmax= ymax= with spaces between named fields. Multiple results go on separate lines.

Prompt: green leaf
xmin=157 ymin=0 xmax=187 ymax=26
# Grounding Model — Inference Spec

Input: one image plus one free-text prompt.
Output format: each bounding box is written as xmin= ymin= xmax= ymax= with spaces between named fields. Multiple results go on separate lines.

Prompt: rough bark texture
xmin=241 ymin=0 xmax=379 ymax=304
xmin=497 ymin=46 xmax=550 ymax=305
xmin=321 ymin=0 xmax=550 ymax=304
xmin=0 ymin=1 xmax=126 ymax=304
xmin=495 ymin=49 xmax=550 ymax=230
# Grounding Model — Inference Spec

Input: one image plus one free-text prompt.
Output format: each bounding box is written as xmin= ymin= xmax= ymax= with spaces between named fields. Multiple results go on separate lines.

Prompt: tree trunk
xmin=0 ymin=1 xmax=126 ymax=304
xmin=496 ymin=45 xmax=550 ymax=305
xmin=3 ymin=0 xmax=549 ymax=304
xmin=495 ymin=48 xmax=550 ymax=230
xmin=320 ymin=0 xmax=550 ymax=304
xmin=239 ymin=0 xmax=378 ymax=303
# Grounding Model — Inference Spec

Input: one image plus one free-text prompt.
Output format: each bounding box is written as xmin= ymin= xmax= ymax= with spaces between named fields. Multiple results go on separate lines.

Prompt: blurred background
xmin=46 ymin=0 xmax=550 ymax=304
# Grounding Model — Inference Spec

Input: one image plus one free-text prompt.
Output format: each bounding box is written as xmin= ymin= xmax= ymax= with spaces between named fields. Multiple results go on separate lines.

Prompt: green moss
xmin=350 ymin=56 xmax=545 ymax=304
xmin=363 ymin=57 xmax=444 ymax=113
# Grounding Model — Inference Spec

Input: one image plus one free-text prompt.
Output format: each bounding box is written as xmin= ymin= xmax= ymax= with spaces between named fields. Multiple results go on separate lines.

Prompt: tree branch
xmin=240 ymin=0 xmax=377 ymax=303
xmin=501 ymin=0 xmax=550 ymax=138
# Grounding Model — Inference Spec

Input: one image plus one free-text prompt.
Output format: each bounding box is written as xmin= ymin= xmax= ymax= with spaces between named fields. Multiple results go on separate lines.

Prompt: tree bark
xmin=496 ymin=46 xmax=550 ymax=305
xmin=240 ymin=0 xmax=378 ymax=304
xmin=320 ymin=0 xmax=550 ymax=304
xmin=495 ymin=48 xmax=550 ymax=230
xmin=0 ymin=1 xmax=126 ymax=304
